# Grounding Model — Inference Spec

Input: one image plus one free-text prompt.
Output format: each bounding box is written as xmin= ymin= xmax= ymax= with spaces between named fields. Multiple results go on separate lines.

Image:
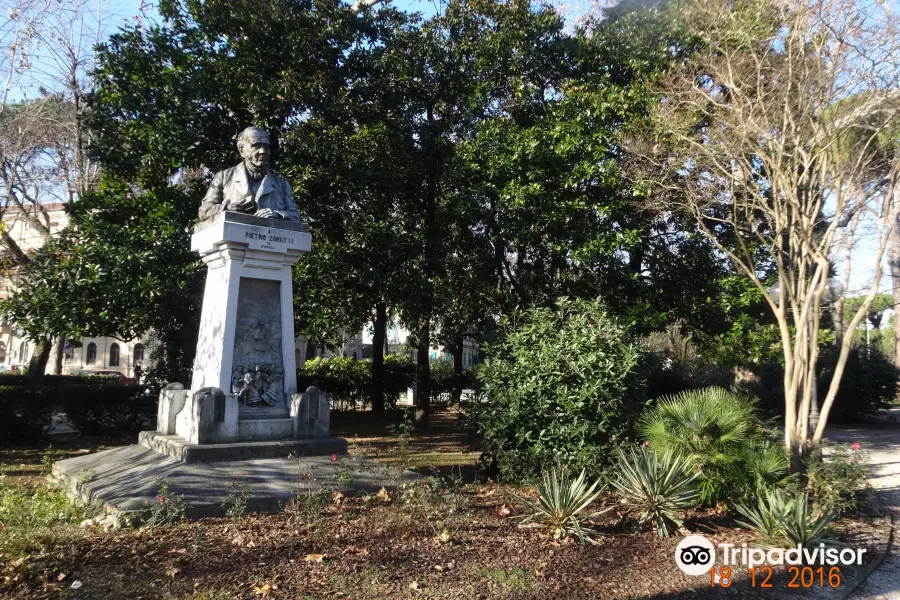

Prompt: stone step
xmin=138 ymin=430 xmax=348 ymax=463
xmin=239 ymin=407 xmax=289 ymax=420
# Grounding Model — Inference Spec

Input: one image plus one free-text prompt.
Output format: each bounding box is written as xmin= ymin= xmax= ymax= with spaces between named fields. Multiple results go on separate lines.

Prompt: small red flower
xmin=331 ymin=454 xmax=337 ymax=462
xmin=852 ymin=442 xmax=861 ymax=451
xmin=158 ymin=496 xmax=165 ymax=503
xmin=642 ymin=441 xmax=650 ymax=447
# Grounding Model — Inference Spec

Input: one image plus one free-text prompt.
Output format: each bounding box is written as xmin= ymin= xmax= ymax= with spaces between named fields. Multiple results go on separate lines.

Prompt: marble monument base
xmin=52 ymin=446 xmax=419 ymax=519
xmin=146 ymin=385 xmax=343 ymax=462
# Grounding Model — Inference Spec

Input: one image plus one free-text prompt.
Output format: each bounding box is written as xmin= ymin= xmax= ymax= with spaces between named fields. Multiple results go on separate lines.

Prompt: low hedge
xmin=62 ymin=384 xmax=157 ymax=435
xmin=0 ymin=386 xmax=59 ymax=442
xmin=298 ymin=355 xmax=417 ymax=410
xmin=0 ymin=383 xmax=157 ymax=443
xmin=0 ymin=373 xmax=119 ymax=386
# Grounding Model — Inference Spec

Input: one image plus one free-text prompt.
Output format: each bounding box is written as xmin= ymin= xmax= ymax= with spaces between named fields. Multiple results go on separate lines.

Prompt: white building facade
xmin=0 ymin=203 xmax=149 ymax=376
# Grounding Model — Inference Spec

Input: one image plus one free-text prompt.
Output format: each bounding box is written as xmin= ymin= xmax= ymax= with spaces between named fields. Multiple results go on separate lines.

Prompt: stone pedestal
xmin=147 ymin=211 xmax=345 ymax=457
xmin=190 ymin=211 xmax=309 ymax=400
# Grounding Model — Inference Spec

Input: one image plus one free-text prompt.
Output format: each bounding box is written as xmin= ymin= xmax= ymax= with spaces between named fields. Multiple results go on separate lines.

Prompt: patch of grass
xmin=180 ymin=592 xmax=239 ymax=600
xmin=478 ymin=567 xmax=534 ymax=592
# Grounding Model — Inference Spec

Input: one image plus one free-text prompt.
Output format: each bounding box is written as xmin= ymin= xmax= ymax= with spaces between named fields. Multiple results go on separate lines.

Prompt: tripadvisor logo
xmin=675 ymin=534 xmax=868 ymax=576
xmin=676 ymin=535 xmax=716 ymax=576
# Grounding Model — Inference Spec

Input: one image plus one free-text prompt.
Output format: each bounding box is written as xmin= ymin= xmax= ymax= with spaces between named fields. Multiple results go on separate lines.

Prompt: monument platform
xmin=53 ymin=444 xmax=419 ymax=518
xmin=138 ymin=431 xmax=348 ymax=463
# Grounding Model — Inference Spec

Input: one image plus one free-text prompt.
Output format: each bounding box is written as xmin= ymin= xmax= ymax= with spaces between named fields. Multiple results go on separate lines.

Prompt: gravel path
xmin=827 ymin=416 xmax=900 ymax=600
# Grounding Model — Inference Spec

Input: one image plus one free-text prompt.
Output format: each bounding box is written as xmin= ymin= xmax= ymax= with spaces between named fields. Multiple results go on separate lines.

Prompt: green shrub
xmin=639 ymin=387 xmax=774 ymax=505
xmin=298 ymin=357 xmax=370 ymax=410
xmin=611 ymin=447 xmax=699 ymax=538
xmin=511 ymin=467 xmax=608 ymax=544
xmin=0 ymin=382 xmax=156 ymax=441
xmin=645 ymin=355 xmax=734 ymax=400
xmin=62 ymin=384 xmax=157 ymax=435
xmin=0 ymin=386 xmax=58 ymax=442
xmin=740 ymin=348 xmax=899 ymax=421
xmin=472 ymin=298 xmax=647 ymax=480
xmin=818 ymin=347 xmax=898 ymax=421
xmin=383 ymin=354 xmax=416 ymax=407
xmin=735 ymin=490 xmax=836 ymax=549
xmin=804 ymin=442 xmax=869 ymax=515
xmin=297 ymin=355 xmax=416 ymax=410
xmin=0 ymin=373 xmax=118 ymax=386
xmin=429 ymin=360 xmax=455 ymax=405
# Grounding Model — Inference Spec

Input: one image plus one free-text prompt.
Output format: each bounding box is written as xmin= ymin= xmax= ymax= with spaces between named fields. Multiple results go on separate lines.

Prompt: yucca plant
xmin=735 ymin=490 xmax=836 ymax=549
xmin=511 ymin=467 xmax=608 ymax=544
xmin=611 ymin=447 xmax=700 ymax=538
xmin=639 ymin=387 xmax=764 ymax=505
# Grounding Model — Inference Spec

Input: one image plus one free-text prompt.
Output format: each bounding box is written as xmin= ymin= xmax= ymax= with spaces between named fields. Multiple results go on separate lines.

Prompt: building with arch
xmin=0 ymin=203 xmax=151 ymax=377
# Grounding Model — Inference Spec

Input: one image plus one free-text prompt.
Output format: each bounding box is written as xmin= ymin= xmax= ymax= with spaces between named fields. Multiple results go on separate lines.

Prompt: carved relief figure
xmin=235 ymin=365 xmax=279 ymax=406
xmin=198 ymin=126 xmax=300 ymax=222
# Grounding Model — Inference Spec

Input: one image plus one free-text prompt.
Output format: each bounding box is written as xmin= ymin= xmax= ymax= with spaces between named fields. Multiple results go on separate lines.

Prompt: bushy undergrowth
xmin=803 ymin=443 xmax=869 ymax=515
xmin=639 ymin=387 xmax=789 ymax=505
xmin=737 ymin=348 xmax=898 ymax=421
xmin=298 ymin=354 xmax=418 ymax=410
xmin=0 ymin=383 xmax=156 ymax=442
xmin=473 ymin=298 xmax=647 ymax=480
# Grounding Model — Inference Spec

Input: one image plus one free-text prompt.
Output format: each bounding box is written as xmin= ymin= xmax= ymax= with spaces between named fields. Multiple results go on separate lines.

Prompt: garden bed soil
xmin=1 ymin=483 xmax=890 ymax=600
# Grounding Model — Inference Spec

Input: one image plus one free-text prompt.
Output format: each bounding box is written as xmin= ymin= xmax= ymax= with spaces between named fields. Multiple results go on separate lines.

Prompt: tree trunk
xmin=415 ymin=317 xmax=431 ymax=428
xmin=452 ymin=335 xmax=464 ymax=405
xmin=371 ymin=302 xmax=387 ymax=418
xmin=26 ymin=338 xmax=52 ymax=383
xmin=52 ymin=337 xmax=64 ymax=375
xmin=890 ymin=235 xmax=900 ymax=371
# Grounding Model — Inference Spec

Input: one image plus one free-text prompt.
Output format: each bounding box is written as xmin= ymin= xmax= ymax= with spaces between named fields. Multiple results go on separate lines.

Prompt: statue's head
xmin=237 ymin=126 xmax=271 ymax=174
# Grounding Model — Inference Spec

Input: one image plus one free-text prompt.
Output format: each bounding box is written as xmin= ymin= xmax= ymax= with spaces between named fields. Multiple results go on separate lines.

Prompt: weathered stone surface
xmin=157 ymin=389 xmax=187 ymax=435
xmin=52 ymin=444 xmax=417 ymax=518
xmin=139 ymin=431 xmax=347 ymax=463
xmin=292 ymin=387 xmax=330 ymax=439
xmin=230 ymin=278 xmax=284 ymax=406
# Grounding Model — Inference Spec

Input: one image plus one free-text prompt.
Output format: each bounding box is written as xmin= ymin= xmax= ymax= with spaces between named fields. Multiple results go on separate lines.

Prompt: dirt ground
xmin=0 ymin=410 xmax=892 ymax=600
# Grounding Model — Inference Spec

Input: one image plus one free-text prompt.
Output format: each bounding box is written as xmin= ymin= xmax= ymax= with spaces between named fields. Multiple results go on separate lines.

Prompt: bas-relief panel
xmin=230 ymin=277 xmax=285 ymax=407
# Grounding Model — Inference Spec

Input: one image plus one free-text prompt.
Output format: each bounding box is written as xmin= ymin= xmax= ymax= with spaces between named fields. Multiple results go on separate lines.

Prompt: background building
xmin=0 ymin=203 xmax=149 ymax=377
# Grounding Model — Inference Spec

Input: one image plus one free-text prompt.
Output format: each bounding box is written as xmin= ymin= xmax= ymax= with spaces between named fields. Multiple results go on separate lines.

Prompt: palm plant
xmin=639 ymin=387 xmax=764 ymax=505
xmin=735 ymin=489 xmax=836 ymax=549
xmin=511 ymin=467 xmax=608 ymax=544
xmin=611 ymin=447 xmax=700 ymax=537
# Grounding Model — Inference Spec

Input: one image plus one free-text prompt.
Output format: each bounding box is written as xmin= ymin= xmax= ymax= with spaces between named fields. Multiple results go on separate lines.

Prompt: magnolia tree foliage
xmin=472 ymin=297 xmax=647 ymax=480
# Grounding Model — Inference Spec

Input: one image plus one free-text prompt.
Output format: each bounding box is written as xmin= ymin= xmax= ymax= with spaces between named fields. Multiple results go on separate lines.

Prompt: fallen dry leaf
xmin=252 ymin=583 xmax=272 ymax=597
xmin=409 ymin=580 xmax=420 ymax=591
xmin=165 ymin=567 xmax=181 ymax=579
xmin=168 ymin=548 xmax=187 ymax=555
xmin=246 ymin=540 xmax=257 ymax=548
xmin=304 ymin=553 xmax=326 ymax=563
xmin=342 ymin=546 xmax=368 ymax=556
xmin=332 ymin=491 xmax=345 ymax=505
xmin=376 ymin=487 xmax=391 ymax=503
xmin=497 ymin=505 xmax=511 ymax=517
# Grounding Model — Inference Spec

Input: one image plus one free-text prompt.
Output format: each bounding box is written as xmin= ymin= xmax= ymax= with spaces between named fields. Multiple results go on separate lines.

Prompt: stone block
xmin=157 ymin=389 xmax=188 ymax=435
xmin=291 ymin=386 xmax=330 ymax=439
xmin=175 ymin=388 xmax=239 ymax=444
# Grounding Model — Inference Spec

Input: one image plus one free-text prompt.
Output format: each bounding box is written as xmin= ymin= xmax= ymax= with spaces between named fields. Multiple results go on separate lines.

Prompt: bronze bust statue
xmin=198 ymin=126 xmax=300 ymax=222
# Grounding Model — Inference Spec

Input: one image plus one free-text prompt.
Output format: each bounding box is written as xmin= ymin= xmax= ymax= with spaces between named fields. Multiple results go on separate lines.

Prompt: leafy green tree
xmin=2 ymin=178 xmax=203 ymax=382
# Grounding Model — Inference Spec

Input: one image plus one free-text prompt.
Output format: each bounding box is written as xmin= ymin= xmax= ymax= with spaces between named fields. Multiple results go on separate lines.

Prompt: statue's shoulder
xmin=269 ymin=170 xmax=292 ymax=189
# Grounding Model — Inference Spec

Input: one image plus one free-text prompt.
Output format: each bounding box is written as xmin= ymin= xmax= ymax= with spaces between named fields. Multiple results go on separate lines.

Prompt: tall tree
xmin=637 ymin=0 xmax=900 ymax=459
xmin=0 ymin=0 xmax=108 ymax=378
